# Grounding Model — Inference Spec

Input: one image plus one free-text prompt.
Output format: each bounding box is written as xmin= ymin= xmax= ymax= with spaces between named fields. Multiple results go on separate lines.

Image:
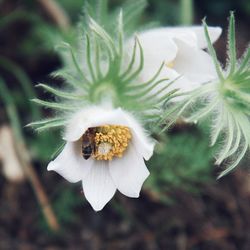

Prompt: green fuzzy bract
xmin=28 ymin=3 xmax=178 ymax=132
xmin=162 ymin=12 xmax=250 ymax=178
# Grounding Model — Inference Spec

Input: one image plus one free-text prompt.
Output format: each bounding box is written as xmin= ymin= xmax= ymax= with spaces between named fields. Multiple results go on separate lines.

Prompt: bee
xmin=81 ymin=128 xmax=96 ymax=160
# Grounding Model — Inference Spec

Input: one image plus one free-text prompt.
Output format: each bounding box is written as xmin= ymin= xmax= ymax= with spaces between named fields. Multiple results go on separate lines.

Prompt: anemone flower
xmin=31 ymin=12 xmax=224 ymax=211
xmin=29 ymin=13 xmax=174 ymax=211
xmin=135 ymin=26 xmax=222 ymax=94
xmin=47 ymin=106 xmax=154 ymax=211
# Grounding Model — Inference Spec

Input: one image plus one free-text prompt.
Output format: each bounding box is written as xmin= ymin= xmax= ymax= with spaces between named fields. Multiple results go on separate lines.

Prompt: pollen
xmin=166 ymin=61 xmax=174 ymax=68
xmin=94 ymin=125 xmax=132 ymax=161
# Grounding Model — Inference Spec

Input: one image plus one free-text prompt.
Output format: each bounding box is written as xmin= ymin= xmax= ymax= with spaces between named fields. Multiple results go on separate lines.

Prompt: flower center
xmin=94 ymin=125 xmax=132 ymax=160
xmin=166 ymin=61 xmax=174 ymax=68
xmin=81 ymin=125 xmax=132 ymax=161
xmin=97 ymin=142 xmax=112 ymax=155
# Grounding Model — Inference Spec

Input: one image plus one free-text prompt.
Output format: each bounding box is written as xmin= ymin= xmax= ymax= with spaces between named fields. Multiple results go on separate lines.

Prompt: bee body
xmin=81 ymin=128 xmax=96 ymax=160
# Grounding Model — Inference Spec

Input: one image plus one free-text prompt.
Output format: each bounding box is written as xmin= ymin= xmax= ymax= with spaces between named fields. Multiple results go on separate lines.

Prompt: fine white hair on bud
xmin=163 ymin=12 xmax=250 ymax=178
xmin=27 ymin=10 xmax=180 ymax=133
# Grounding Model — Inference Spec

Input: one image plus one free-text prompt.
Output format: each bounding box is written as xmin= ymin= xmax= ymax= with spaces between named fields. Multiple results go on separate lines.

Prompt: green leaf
xmin=36 ymin=83 xmax=85 ymax=100
xmin=31 ymin=99 xmax=75 ymax=111
xmin=26 ymin=117 xmax=65 ymax=129
xmin=0 ymin=77 xmax=23 ymax=141
xmin=202 ymin=19 xmax=224 ymax=82
xmin=228 ymin=12 xmax=237 ymax=76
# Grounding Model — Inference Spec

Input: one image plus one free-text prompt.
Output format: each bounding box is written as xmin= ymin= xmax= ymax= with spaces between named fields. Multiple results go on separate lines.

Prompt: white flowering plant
xmin=28 ymin=0 xmax=250 ymax=211
xmin=162 ymin=12 xmax=250 ymax=178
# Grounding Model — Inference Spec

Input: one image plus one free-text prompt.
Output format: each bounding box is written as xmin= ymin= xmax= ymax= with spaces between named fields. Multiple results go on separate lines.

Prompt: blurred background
xmin=0 ymin=0 xmax=250 ymax=249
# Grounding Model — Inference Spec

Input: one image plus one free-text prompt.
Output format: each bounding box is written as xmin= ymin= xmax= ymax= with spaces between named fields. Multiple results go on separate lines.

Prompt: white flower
xmin=134 ymin=26 xmax=222 ymax=94
xmin=47 ymin=106 xmax=155 ymax=211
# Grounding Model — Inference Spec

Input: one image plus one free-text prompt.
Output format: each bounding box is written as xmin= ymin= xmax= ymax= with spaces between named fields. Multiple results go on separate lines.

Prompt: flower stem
xmin=0 ymin=78 xmax=60 ymax=232
xmin=180 ymin=0 xmax=194 ymax=25
xmin=16 ymin=141 xmax=60 ymax=231
xmin=37 ymin=0 xmax=70 ymax=31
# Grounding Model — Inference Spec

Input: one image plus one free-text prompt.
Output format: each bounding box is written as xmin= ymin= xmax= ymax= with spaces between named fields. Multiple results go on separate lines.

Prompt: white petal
xmin=64 ymin=106 xmax=126 ymax=142
xmin=134 ymin=29 xmax=178 ymax=81
xmin=120 ymin=111 xmax=155 ymax=160
xmin=186 ymin=26 xmax=222 ymax=48
xmin=138 ymin=27 xmax=198 ymax=49
xmin=82 ymin=161 xmax=116 ymax=211
xmin=162 ymin=26 xmax=222 ymax=48
xmin=64 ymin=107 xmax=155 ymax=161
xmin=162 ymin=67 xmax=196 ymax=92
xmin=139 ymin=64 xmax=193 ymax=99
xmin=173 ymin=39 xmax=217 ymax=84
xmin=167 ymin=29 xmax=198 ymax=48
xmin=137 ymin=28 xmax=178 ymax=62
xmin=109 ymin=143 xmax=149 ymax=198
xmin=47 ymin=142 xmax=93 ymax=183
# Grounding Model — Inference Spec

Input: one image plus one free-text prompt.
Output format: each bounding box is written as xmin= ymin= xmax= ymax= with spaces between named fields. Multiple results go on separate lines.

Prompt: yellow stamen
xmin=94 ymin=125 xmax=132 ymax=161
xmin=166 ymin=61 xmax=174 ymax=68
